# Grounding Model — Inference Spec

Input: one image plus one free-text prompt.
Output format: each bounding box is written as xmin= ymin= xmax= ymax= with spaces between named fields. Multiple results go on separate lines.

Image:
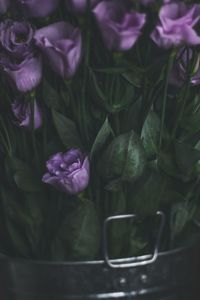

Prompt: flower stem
xmin=30 ymin=94 xmax=40 ymax=173
xmin=79 ymin=0 xmax=91 ymax=147
xmin=169 ymin=48 xmax=191 ymax=145
xmin=0 ymin=117 xmax=12 ymax=155
xmin=159 ymin=49 xmax=176 ymax=151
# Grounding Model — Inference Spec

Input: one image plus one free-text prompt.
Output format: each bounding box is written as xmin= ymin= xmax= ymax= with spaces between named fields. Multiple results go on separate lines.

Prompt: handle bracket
xmin=103 ymin=211 xmax=165 ymax=269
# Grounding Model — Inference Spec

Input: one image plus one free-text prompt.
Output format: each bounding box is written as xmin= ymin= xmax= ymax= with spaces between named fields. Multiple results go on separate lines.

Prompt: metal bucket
xmin=0 ymin=212 xmax=199 ymax=300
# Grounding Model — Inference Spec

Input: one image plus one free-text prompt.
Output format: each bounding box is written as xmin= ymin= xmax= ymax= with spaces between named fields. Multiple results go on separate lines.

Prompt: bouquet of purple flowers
xmin=0 ymin=0 xmax=200 ymax=261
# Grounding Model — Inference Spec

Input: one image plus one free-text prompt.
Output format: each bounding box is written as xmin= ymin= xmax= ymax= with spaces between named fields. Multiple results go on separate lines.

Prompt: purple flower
xmin=0 ymin=20 xmax=34 ymax=58
xmin=151 ymin=2 xmax=200 ymax=49
xmin=0 ymin=20 xmax=42 ymax=92
xmin=93 ymin=0 xmax=146 ymax=51
xmin=170 ymin=48 xmax=200 ymax=87
xmin=42 ymin=149 xmax=90 ymax=195
xmin=15 ymin=0 xmax=60 ymax=18
xmin=12 ymin=97 xmax=42 ymax=130
xmin=0 ymin=55 xmax=42 ymax=92
xmin=0 ymin=0 xmax=10 ymax=14
xmin=66 ymin=0 xmax=100 ymax=14
xmin=34 ymin=22 xmax=82 ymax=79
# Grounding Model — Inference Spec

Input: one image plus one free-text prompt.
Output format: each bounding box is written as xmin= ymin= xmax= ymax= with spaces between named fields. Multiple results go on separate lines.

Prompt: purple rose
xmin=66 ymin=0 xmax=100 ymax=14
xmin=0 ymin=20 xmax=42 ymax=92
xmin=34 ymin=22 xmax=82 ymax=79
xmin=0 ymin=20 xmax=34 ymax=58
xmin=0 ymin=0 xmax=10 ymax=14
xmin=15 ymin=0 xmax=60 ymax=18
xmin=93 ymin=0 xmax=146 ymax=51
xmin=42 ymin=149 xmax=90 ymax=195
xmin=170 ymin=48 xmax=200 ymax=87
xmin=151 ymin=2 xmax=200 ymax=49
xmin=0 ymin=54 xmax=42 ymax=93
xmin=12 ymin=97 xmax=42 ymax=130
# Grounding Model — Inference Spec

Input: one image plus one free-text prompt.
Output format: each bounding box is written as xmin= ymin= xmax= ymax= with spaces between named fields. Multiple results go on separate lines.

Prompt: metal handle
xmin=103 ymin=211 xmax=165 ymax=269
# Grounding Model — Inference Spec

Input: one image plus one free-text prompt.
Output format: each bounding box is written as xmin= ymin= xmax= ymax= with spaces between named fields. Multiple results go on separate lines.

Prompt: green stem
xmin=169 ymin=82 xmax=190 ymax=145
xmin=0 ymin=130 xmax=10 ymax=154
xmin=159 ymin=49 xmax=176 ymax=151
xmin=113 ymin=113 xmax=120 ymax=135
xmin=79 ymin=1 xmax=91 ymax=146
xmin=30 ymin=96 xmax=40 ymax=173
xmin=169 ymin=48 xmax=191 ymax=145
xmin=0 ymin=118 xmax=12 ymax=155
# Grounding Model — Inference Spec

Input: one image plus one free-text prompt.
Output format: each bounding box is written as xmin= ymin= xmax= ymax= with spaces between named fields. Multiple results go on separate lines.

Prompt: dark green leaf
xmin=99 ymin=131 xmax=146 ymax=182
xmin=123 ymin=70 xmax=142 ymax=88
xmin=128 ymin=227 xmax=148 ymax=256
xmin=90 ymin=70 xmax=106 ymax=102
xmin=0 ymin=187 xmax=31 ymax=257
xmin=6 ymin=157 xmax=42 ymax=192
xmin=93 ymin=67 xmax=128 ymax=74
xmin=52 ymin=110 xmax=82 ymax=149
xmin=43 ymin=79 xmax=62 ymax=110
xmin=24 ymin=193 xmax=43 ymax=249
xmin=108 ymin=189 xmax=127 ymax=258
xmin=90 ymin=117 xmax=114 ymax=160
xmin=105 ymin=178 xmax=122 ymax=192
xmin=180 ymin=94 xmax=200 ymax=138
xmin=170 ymin=202 xmax=195 ymax=240
xmin=57 ymin=200 xmax=100 ymax=260
xmin=174 ymin=140 xmax=200 ymax=177
xmin=51 ymin=237 xmax=66 ymax=261
xmin=141 ymin=112 xmax=161 ymax=159
xmin=130 ymin=171 xmax=168 ymax=217
xmin=158 ymin=152 xmax=190 ymax=182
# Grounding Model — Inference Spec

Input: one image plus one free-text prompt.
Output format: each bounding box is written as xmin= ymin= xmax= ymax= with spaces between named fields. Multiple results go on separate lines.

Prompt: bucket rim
xmin=0 ymin=241 xmax=199 ymax=267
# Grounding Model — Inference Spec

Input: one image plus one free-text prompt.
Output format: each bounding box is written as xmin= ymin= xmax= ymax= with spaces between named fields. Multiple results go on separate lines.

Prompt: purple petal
xmin=4 ymin=55 xmax=42 ymax=93
xmin=34 ymin=22 xmax=82 ymax=79
xmin=12 ymin=97 xmax=42 ymax=129
xmin=93 ymin=0 xmax=146 ymax=51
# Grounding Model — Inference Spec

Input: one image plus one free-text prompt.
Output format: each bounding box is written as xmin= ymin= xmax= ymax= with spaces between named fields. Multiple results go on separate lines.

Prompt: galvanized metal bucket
xmin=0 ymin=212 xmax=199 ymax=300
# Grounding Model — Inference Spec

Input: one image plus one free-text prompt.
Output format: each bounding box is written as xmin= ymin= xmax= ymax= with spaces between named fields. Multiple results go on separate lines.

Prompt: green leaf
xmin=90 ymin=71 xmax=134 ymax=113
xmin=108 ymin=189 xmax=128 ymax=258
xmin=170 ymin=202 xmax=195 ymax=240
xmin=121 ymin=98 xmax=141 ymax=133
xmin=130 ymin=171 xmax=167 ymax=217
xmin=113 ymin=55 xmax=144 ymax=88
xmin=6 ymin=157 xmax=42 ymax=192
xmin=51 ymin=237 xmax=66 ymax=261
xmin=158 ymin=152 xmax=190 ymax=182
xmin=174 ymin=140 xmax=200 ymax=177
xmin=128 ymin=226 xmax=148 ymax=257
xmin=141 ymin=112 xmax=161 ymax=159
xmin=43 ymin=79 xmax=62 ymax=110
xmin=93 ymin=67 xmax=128 ymax=74
xmin=0 ymin=187 xmax=31 ymax=257
xmin=105 ymin=178 xmax=122 ymax=192
xmin=123 ymin=70 xmax=142 ymax=88
xmin=90 ymin=70 xmax=106 ymax=102
xmin=90 ymin=117 xmax=114 ymax=160
xmin=99 ymin=131 xmax=146 ymax=182
xmin=0 ymin=186 xmax=43 ymax=257
xmin=52 ymin=110 xmax=82 ymax=149
xmin=57 ymin=200 xmax=100 ymax=260
xmin=24 ymin=193 xmax=44 ymax=250
xmin=180 ymin=94 xmax=200 ymax=138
